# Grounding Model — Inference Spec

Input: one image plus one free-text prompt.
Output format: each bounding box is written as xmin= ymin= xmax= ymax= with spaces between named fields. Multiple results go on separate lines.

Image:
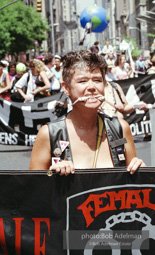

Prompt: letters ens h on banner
xmin=0 ymin=168 xmax=154 ymax=254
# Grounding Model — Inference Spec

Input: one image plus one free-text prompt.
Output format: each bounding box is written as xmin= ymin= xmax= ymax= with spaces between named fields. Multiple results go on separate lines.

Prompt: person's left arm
xmin=0 ymin=74 xmax=11 ymax=94
xmin=114 ymin=83 xmax=135 ymax=115
xmin=116 ymin=84 xmax=149 ymax=114
xmin=119 ymin=118 xmax=146 ymax=174
xmin=47 ymin=72 xmax=54 ymax=81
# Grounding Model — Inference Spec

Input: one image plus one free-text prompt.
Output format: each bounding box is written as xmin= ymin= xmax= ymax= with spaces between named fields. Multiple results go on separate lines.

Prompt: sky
xmin=76 ymin=0 xmax=95 ymax=15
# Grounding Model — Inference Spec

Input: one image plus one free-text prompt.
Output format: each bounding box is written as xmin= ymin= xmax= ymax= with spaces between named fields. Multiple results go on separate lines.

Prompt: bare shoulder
xmin=119 ymin=118 xmax=131 ymax=135
xmin=38 ymin=124 xmax=49 ymax=135
xmin=40 ymin=70 xmax=46 ymax=75
xmin=29 ymin=124 xmax=51 ymax=170
xmin=30 ymin=124 xmax=50 ymax=152
xmin=40 ymin=70 xmax=47 ymax=78
xmin=35 ymin=124 xmax=50 ymax=143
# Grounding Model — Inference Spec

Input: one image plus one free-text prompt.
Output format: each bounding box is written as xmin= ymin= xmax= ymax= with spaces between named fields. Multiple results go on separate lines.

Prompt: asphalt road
xmin=0 ymin=141 xmax=152 ymax=170
xmin=0 ymin=144 xmax=32 ymax=170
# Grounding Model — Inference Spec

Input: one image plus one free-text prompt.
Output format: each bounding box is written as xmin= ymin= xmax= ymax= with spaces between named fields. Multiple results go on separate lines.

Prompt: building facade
xmin=23 ymin=0 xmax=155 ymax=56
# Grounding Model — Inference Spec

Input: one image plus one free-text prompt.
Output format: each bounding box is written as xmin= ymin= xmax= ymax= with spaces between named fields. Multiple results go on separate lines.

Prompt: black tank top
xmin=48 ymin=114 xmax=127 ymax=167
xmin=35 ymin=77 xmax=45 ymax=87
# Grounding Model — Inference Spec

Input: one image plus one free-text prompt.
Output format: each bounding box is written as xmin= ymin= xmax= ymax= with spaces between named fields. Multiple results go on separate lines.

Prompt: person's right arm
xmin=29 ymin=125 xmax=52 ymax=170
xmin=16 ymin=87 xmax=32 ymax=101
xmin=15 ymin=73 xmax=33 ymax=101
xmin=47 ymin=72 xmax=54 ymax=81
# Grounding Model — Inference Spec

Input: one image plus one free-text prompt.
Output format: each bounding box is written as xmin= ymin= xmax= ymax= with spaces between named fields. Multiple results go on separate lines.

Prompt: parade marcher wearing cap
xmin=105 ymin=60 xmax=116 ymax=81
xmin=1 ymin=60 xmax=9 ymax=73
xmin=30 ymin=50 xmax=145 ymax=174
xmin=0 ymin=60 xmax=11 ymax=100
xmin=105 ymin=51 xmax=116 ymax=65
xmin=10 ymin=63 xmax=27 ymax=102
xmin=51 ymin=55 xmax=62 ymax=94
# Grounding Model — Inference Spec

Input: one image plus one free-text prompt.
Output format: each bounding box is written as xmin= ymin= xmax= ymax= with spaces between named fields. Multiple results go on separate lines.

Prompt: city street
xmin=0 ymin=144 xmax=32 ymax=170
xmin=0 ymin=141 xmax=152 ymax=170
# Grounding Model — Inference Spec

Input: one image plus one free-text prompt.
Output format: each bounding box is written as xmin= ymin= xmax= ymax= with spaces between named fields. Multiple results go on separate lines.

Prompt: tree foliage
xmin=0 ymin=0 xmax=50 ymax=58
xmin=123 ymin=36 xmax=142 ymax=58
xmin=147 ymin=27 xmax=155 ymax=38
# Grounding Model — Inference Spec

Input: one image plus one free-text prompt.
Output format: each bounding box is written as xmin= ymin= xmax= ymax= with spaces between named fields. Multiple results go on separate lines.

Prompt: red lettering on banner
xmin=125 ymin=190 xmax=144 ymax=208
xmin=0 ymin=218 xmax=8 ymax=255
xmin=32 ymin=218 xmax=50 ymax=255
xmin=77 ymin=189 xmax=155 ymax=227
xmin=13 ymin=218 xmax=24 ymax=255
xmin=142 ymin=189 xmax=155 ymax=209
xmin=77 ymin=194 xmax=96 ymax=227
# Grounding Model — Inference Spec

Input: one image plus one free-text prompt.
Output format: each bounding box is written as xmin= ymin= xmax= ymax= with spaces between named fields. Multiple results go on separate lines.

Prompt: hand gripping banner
xmin=0 ymin=168 xmax=154 ymax=255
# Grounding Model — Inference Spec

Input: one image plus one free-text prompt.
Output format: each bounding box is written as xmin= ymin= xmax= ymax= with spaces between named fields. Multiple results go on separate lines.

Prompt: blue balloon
xmin=80 ymin=4 xmax=109 ymax=33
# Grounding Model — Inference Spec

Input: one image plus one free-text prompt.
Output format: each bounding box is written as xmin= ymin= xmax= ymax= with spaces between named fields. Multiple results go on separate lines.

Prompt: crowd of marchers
xmin=0 ymin=54 xmax=62 ymax=102
xmin=89 ymin=40 xmax=155 ymax=81
xmin=0 ymin=43 xmax=154 ymax=118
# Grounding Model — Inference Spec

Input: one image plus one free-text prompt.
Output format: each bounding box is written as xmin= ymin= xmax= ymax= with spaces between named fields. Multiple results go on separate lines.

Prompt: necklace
xmin=92 ymin=115 xmax=104 ymax=168
xmin=70 ymin=119 xmax=97 ymax=131
xmin=68 ymin=115 xmax=104 ymax=168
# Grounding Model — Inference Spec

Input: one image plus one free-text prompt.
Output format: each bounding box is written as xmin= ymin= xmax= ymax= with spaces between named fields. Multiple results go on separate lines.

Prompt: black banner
xmin=0 ymin=92 xmax=67 ymax=145
xmin=0 ymin=168 xmax=155 ymax=254
xmin=0 ymin=75 xmax=155 ymax=145
xmin=117 ymin=74 xmax=155 ymax=138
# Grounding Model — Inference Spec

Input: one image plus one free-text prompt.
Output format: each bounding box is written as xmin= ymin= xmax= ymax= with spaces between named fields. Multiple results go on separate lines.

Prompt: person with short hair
xmin=105 ymin=60 xmax=116 ymax=81
xmin=91 ymin=41 xmax=100 ymax=53
xmin=102 ymin=40 xmax=113 ymax=55
xmin=8 ymin=62 xmax=17 ymax=81
xmin=29 ymin=50 xmax=145 ymax=174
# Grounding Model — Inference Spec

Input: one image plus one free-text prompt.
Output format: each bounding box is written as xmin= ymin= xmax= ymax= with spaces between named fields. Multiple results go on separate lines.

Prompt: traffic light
xmin=36 ymin=0 xmax=42 ymax=12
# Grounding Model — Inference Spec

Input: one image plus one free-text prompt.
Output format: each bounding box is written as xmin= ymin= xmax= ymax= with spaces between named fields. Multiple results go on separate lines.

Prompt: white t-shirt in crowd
xmin=15 ymin=71 xmax=36 ymax=102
